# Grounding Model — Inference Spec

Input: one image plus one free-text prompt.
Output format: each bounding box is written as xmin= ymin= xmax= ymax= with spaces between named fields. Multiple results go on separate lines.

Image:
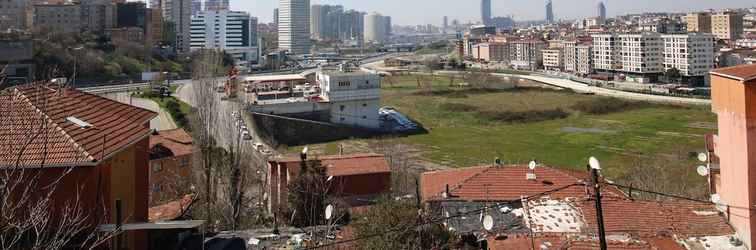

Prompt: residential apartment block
xmin=575 ymin=44 xmax=593 ymax=75
xmin=33 ymin=4 xmax=82 ymax=33
xmin=0 ymin=0 xmax=26 ymax=31
xmin=509 ymin=40 xmax=546 ymax=71
xmin=592 ymin=33 xmax=620 ymax=72
xmin=618 ymin=33 xmax=664 ymax=74
xmin=712 ymin=12 xmax=744 ymax=41
xmin=662 ymin=33 xmax=715 ymax=77
xmin=541 ymin=48 xmax=563 ymax=71
xmin=684 ymin=12 xmax=712 ymax=33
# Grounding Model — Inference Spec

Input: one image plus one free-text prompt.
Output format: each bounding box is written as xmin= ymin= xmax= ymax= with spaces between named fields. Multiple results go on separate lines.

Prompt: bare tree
xmin=190 ymin=49 xmax=226 ymax=229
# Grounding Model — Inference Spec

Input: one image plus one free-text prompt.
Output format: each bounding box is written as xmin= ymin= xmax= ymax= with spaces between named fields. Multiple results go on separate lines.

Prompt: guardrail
xmin=78 ymin=82 xmax=150 ymax=94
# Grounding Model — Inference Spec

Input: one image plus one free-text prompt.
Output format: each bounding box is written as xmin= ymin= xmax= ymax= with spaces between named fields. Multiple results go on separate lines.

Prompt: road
xmin=98 ymin=92 xmax=178 ymax=131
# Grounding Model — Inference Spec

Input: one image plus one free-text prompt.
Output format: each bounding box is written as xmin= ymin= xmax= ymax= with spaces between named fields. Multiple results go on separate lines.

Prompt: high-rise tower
xmin=481 ymin=0 xmax=492 ymax=25
xmin=545 ymin=0 xmax=554 ymax=23
xmin=279 ymin=0 xmax=311 ymax=54
xmin=597 ymin=1 xmax=607 ymax=21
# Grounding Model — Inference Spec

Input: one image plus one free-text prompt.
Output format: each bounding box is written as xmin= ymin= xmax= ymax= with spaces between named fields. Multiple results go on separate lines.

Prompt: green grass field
xmin=296 ymin=75 xmax=716 ymax=193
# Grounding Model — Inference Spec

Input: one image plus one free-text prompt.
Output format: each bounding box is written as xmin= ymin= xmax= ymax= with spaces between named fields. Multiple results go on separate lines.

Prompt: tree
xmin=287 ymin=156 xmax=328 ymax=227
xmin=664 ymin=68 xmax=681 ymax=83
xmin=352 ymin=198 xmax=454 ymax=250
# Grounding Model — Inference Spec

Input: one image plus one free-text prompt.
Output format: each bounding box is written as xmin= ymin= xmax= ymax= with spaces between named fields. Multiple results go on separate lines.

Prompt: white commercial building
xmin=191 ymin=10 xmax=260 ymax=69
xmin=661 ymin=33 xmax=715 ymax=76
xmin=541 ymin=48 xmax=563 ymax=71
xmin=318 ymin=69 xmax=381 ymax=129
xmin=278 ymin=0 xmax=311 ymax=54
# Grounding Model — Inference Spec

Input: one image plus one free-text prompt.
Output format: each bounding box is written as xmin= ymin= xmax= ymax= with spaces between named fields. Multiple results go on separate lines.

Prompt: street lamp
xmin=68 ymin=46 xmax=84 ymax=88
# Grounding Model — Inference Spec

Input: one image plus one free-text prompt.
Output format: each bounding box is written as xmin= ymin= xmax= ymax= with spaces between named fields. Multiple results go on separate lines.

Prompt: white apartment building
xmin=563 ymin=41 xmax=577 ymax=72
xmin=575 ymin=45 xmax=593 ymax=75
xmin=541 ymin=48 xmax=563 ymax=71
xmin=279 ymin=0 xmax=311 ymax=54
xmin=317 ymin=69 xmax=381 ymax=129
xmin=618 ymin=33 xmax=664 ymax=74
xmin=509 ymin=40 xmax=546 ymax=71
xmin=661 ymin=33 xmax=715 ymax=76
xmin=592 ymin=34 xmax=620 ymax=71
xmin=190 ymin=10 xmax=259 ymax=69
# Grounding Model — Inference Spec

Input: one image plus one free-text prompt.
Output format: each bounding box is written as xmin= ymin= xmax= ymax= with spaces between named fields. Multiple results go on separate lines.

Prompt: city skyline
xmin=233 ymin=0 xmax=754 ymax=25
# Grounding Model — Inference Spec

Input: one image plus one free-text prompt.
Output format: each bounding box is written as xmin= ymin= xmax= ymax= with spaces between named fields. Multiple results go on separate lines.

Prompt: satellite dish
xmin=327 ymin=176 xmax=334 ymax=182
xmin=302 ymin=146 xmax=309 ymax=155
xmin=529 ymin=161 xmax=537 ymax=170
xmin=482 ymin=215 xmax=494 ymax=231
xmin=445 ymin=211 xmax=451 ymax=218
xmin=697 ymin=166 xmax=710 ymax=176
xmin=698 ymin=152 xmax=709 ymax=163
xmin=711 ymin=194 xmax=721 ymax=204
xmin=325 ymin=204 xmax=334 ymax=220
xmin=589 ymin=157 xmax=601 ymax=170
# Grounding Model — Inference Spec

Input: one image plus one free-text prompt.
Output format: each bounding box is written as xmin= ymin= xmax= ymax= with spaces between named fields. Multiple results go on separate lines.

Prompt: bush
xmin=440 ymin=103 xmax=478 ymax=112
xmin=477 ymin=108 xmax=570 ymax=123
xmin=572 ymin=98 xmax=651 ymax=115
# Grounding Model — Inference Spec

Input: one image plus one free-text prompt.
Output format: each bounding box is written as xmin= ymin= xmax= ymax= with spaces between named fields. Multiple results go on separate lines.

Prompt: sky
xmin=234 ymin=0 xmax=754 ymax=25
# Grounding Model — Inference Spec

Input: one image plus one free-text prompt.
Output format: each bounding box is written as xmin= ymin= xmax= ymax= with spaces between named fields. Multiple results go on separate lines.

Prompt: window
xmin=179 ymin=157 xmax=190 ymax=167
xmin=151 ymin=162 xmax=163 ymax=173
xmin=340 ymin=105 xmax=345 ymax=111
xmin=362 ymin=103 xmax=367 ymax=107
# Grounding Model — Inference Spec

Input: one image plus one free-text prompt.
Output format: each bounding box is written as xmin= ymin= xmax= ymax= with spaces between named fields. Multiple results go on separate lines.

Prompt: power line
xmin=604 ymin=182 xmax=756 ymax=212
xmin=304 ymin=183 xmax=582 ymax=250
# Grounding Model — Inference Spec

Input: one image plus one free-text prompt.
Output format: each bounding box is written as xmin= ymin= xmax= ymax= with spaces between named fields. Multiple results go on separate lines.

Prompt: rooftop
xmin=271 ymin=153 xmax=391 ymax=177
xmin=148 ymin=194 xmax=196 ymax=222
xmin=710 ymin=64 xmax=756 ymax=82
xmin=150 ymin=128 xmax=193 ymax=158
xmin=0 ymin=85 xmax=157 ymax=167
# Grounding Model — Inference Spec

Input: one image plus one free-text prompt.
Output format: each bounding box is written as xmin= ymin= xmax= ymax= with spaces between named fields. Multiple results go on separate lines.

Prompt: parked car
xmin=252 ymin=143 xmax=264 ymax=150
xmin=241 ymin=130 xmax=252 ymax=140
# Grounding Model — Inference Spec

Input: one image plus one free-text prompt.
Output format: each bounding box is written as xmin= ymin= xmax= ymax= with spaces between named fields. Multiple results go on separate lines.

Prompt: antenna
xmin=483 ymin=215 xmax=494 ymax=231
xmin=325 ymin=204 xmax=334 ymax=220
xmin=697 ymin=166 xmax=710 ymax=176
xmin=589 ymin=157 xmax=601 ymax=170
xmin=697 ymin=152 xmax=709 ymax=163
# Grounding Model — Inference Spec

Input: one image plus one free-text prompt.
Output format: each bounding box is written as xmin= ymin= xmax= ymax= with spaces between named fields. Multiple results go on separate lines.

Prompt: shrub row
xmin=572 ymin=98 xmax=651 ymax=115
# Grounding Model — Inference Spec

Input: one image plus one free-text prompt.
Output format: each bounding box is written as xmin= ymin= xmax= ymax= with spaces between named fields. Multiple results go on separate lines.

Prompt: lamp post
xmin=68 ymin=46 xmax=84 ymax=88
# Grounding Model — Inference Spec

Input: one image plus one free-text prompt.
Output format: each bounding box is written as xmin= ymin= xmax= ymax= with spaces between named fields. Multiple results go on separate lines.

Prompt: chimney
xmin=710 ymin=64 xmax=756 ymax=248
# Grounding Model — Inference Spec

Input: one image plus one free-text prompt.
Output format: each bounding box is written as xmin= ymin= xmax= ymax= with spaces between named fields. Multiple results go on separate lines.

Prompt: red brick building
xmin=0 ymin=85 xmax=157 ymax=249
xmin=266 ymin=153 xmax=391 ymax=214
xmin=149 ymin=128 xmax=193 ymax=205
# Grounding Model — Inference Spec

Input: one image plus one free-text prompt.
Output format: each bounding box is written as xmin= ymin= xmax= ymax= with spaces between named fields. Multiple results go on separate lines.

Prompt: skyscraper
xmin=443 ymin=16 xmax=448 ymax=32
xmin=191 ymin=0 xmax=201 ymax=16
xmin=545 ymin=0 xmax=554 ymax=23
xmin=597 ymin=2 xmax=606 ymax=21
xmin=191 ymin=10 xmax=260 ymax=68
xmin=205 ymin=0 xmax=229 ymax=11
xmin=364 ymin=12 xmax=390 ymax=42
xmin=279 ymin=0 xmax=311 ymax=54
xmin=274 ymin=8 xmax=279 ymax=26
xmin=481 ymin=0 xmax=491 ymax=25
xmin=310 ymin=4 xmax=345 ymax=41
xmin=160 ymin=0 xmax=191 ymax=53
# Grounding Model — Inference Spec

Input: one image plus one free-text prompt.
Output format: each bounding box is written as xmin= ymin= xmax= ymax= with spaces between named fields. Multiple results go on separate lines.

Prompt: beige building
xmin=684 ymin=12 xmax=712 ymax=33
xmin=541 ymin=48 xmax=563 ymax=71
xmin=712 ymin=12 xmax=744 ymax=40
xmin=33 ymin=4 xmax=81 ymax=33
xmin=0 ymin=0 xmax=26 ymax=31
xmin=662 ymin=33 xmax=715 ymax=76
xmin=575 ymin=44 xmax=593 ymax=75
xmin=508 ymin=40 xmax=546 ymax=70
xmin=473 ymin=42 xmax=508 ymax=62
xmin=80 ymin=0 xmax=117 ymax=33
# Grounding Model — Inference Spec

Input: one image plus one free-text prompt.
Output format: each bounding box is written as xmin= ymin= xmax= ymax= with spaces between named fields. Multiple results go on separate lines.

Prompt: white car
xmin=241 ymin=130 xmax=252 ymax=140
xmin=252 ymin=143 xmax=264 ymax=150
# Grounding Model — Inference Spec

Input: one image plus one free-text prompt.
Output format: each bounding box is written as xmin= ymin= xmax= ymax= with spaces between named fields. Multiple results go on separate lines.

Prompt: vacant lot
xmin=297 ymin=74 xmax=716 ymax=196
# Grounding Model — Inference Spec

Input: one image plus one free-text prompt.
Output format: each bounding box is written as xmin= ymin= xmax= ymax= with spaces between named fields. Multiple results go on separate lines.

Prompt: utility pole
xmin=590 ymin=165 xmax=608 ymax=250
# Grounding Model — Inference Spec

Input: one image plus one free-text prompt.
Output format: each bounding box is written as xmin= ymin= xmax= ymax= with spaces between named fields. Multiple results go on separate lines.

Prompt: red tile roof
xmin=487 ymin=234 xmax=686 ymax=250
xmin=710 ymin=64 xmax=756 ymax=82
xmin=0 ymin=85 xmax=157 ymax=167
xmin=575 ymin=196 xmax=733 ymax=237
xmin=272 ymin=153 xmax=391 ymax=177
xmin=148 ymin=194 xmax=196 ymax=222
xmin=150 ymin=128 xmax=193 ymax=157
xmin=421 ymin=165 xmax=607 ymax=202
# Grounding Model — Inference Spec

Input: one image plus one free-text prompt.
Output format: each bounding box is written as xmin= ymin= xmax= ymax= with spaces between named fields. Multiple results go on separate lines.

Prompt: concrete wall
xmin=711 ymin=74 xmax=756 ymax=248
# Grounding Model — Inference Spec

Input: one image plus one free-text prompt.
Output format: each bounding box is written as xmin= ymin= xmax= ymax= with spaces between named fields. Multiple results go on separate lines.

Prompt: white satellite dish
xmin=325 ymin=204 xmax=334 ymax=220
xmin=445 ymin=211 xmax=450 ymax=218
xmin=589 ymin=157 xmax=601 ymax=170
xmin=302 ymin=146 xmax=309 ymax=155
xmin=697 ymin=166 xmax=710 ymax=176
xmin=482 ymin=215 xmax=494 ymax=231
xmin=327 ymin=176 xmax=334 ymax=182
xmin=529 ymin=161 xmax=537 ymax=170
xmin=698 ymin=152 xmax=709 ymax=163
